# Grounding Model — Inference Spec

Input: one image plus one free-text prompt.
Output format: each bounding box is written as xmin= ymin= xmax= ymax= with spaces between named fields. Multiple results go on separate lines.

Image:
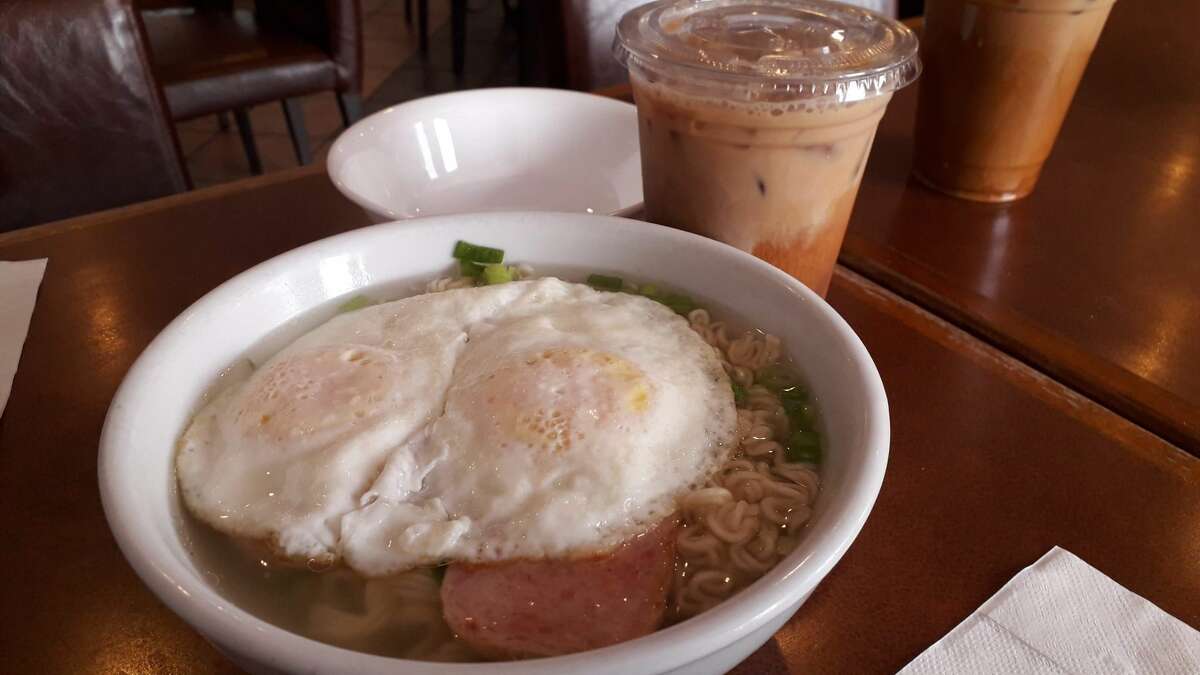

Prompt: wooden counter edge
xmin=0 ymin=163 xmax=329 ymax=249
xmin=835 ymin=266 xmax=1200 ymax=480
xmin=839 ymin=234 xmax=1200 ymax=457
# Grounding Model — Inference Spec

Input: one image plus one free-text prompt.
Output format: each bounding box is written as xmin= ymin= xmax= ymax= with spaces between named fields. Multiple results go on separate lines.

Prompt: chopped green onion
xmin=756 ymin=364 xmax=800 ymax=392
xmin=585 ymin=275 xmax=699 ymax=315
xmin=587 ymin=273 xmax=624 ymax=291
xmin=460 ymin=259 xmax=485 ymax=277
xmin=779 ymin=386 xmax=808 ymax=411
xmin=777 ymin=384 xmax=806 ymax=398
xmin=777 ymin=381 xmax=817 ymax=431
xmin=731 ymin=381 xmax=747 ymax=407
xmin=779 ymin=384 xmax=807 ymax=400
xmin=483 ymin=263 xmax=513 ymax=285
xmin=452 ymin=241 xmax=504 ymax=264
xmin=784 ymin=430 xmax=822 ymax=464
xmin=662 ymin=293 xmax=697 ymax=316
xmin=338 ymin=295 xmax=375 ymax=313
xmin=786 ymin=401 xmax=817 ymax=432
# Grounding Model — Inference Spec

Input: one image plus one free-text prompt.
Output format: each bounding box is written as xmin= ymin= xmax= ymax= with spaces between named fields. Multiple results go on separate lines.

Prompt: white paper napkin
xmin=900 ymin=547 xmax=1200 ymax=674
xmin=0 ymin=259 xmax=47 ymax=419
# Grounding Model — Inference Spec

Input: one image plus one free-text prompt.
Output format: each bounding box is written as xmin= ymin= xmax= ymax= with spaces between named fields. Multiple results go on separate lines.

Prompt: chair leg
xmin=336 ymin=92 xmax=364 ymax=127
xmin=405 ymin=0 xmax=412 ymax=26
xmin=233 ymin=108 xmax=263 ymax=175
xmin=281 ymin=98 xmax=313 ymax=166
xmin=451 ymin=0 xmax=467 ymax=78
xmin=418 ymin=0 xmax=429 ymax=55
xmin=516 ymin=0 xmax=534 ymax=85
xmin=217 ymin=111 xmax=230 ymax=132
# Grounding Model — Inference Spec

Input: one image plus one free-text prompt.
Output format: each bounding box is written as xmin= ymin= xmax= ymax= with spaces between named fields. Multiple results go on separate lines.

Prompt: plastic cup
xmin=614 ymin=0 xmax=920 ymax=296
xmin=913 ymin=0 xmax=1116 ymax=202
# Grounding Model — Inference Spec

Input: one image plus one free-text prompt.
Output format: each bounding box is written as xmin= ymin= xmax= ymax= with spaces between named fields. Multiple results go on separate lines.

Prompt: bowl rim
xmin=326 ymin=88 xmax=644 ymax=220
xmin=98 ymin=212 xmax=889 ymax=674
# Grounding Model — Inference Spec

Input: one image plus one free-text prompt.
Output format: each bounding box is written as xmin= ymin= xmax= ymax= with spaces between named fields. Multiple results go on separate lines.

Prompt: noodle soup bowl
xmin=99 ymin=211 xmax=889 ymax=674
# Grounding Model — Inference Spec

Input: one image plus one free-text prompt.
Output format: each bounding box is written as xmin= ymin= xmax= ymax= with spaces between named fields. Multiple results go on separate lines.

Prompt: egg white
xmin=177 ymin=281 xmax=534 ymax=563
xmin=177 ymin=278 xmax=737 ymax=573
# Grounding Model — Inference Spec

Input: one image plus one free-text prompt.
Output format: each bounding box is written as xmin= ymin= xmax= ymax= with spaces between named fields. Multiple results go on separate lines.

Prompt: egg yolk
xmin=232 ymin=345 xmax=402 ymax=447
xmin=462 ymin=347 xmax=654 ymax=456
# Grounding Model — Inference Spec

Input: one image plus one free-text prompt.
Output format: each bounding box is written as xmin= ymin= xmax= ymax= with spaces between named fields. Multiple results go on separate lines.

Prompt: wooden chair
xmin=0 ymin=0 xmax=189 ymax=231
xmin=407 ymin=0 xmax=527 ymax=79
xmin=141 ymin=0 xmax=364 ymax=174
xmin=560 ymin=0 xmax=645 ymax=91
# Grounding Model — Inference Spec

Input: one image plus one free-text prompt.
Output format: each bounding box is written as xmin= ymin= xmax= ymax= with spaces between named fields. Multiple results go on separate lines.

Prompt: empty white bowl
xmin=99 ymin=211 xmax=888 ymax=674
xmin=327 ymin=89 xmax=643 ymax=221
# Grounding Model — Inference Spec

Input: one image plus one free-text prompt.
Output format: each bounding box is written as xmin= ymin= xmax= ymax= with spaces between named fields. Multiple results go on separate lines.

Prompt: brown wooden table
xmin=1 ymin=168 xmax=1197 ymax=673
xmin=842 ymin=0 xmax=1200 ymax=455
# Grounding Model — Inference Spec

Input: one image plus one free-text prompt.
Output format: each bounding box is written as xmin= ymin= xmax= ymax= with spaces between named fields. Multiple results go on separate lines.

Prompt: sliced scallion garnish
xmin=731 ymin=381 xmax=747 ymax=407
xmin=587 ymin=273 xmax=624 ymax=291
xmin=460 ymin=259 xmax=485 ymax=278
xmin=756 ymin=364 xmax=800 ymax=392
xmin=338 ymin=295 xmax=375 ymax=313
xmin=483 ymin=263 xmax=513 ymax=285
xmin=661 ymin=293 xmax=697 ymax=316
xmin=784 ymin=430 xmax=822 ymax=464
xmin=452 ymin=241 xmax=504 ymax=264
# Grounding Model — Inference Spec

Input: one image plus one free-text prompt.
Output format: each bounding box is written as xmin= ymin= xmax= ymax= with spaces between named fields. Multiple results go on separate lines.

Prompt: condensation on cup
xmin=614 ymin=0 xmax=920 ymax=296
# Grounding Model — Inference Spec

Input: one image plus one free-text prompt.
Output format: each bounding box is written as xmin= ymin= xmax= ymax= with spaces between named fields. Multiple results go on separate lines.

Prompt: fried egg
xmin=177 ymin=278 xmax=737 ymax=574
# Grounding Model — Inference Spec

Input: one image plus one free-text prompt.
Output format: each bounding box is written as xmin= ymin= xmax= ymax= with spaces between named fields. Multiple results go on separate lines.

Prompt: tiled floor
xmin=365 ymin=0 xmax=521 ymax=115
xmin=181 ymin=0 xmax=461 ymax=189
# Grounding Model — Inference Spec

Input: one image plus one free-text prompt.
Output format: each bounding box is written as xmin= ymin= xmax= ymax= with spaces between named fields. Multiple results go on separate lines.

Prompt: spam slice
xmin=441 ymin=519 xmax=678 ymax=659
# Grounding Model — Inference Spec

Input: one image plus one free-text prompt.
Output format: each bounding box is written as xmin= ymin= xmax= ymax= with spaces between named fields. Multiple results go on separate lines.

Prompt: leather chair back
xmin=561 ymin=0 xmax=645 ymax=91
xmin=1 ymin=0 xmax=188 ymax=231
xmin=255 ymin=0 xmax=364 ymax=93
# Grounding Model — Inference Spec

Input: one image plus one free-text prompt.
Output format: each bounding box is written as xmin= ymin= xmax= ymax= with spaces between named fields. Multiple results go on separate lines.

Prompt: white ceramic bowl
xmin=99 ymin=212 xmax=888 ymax=675
xmin=327 ymin=89 xmax=643 ymax=221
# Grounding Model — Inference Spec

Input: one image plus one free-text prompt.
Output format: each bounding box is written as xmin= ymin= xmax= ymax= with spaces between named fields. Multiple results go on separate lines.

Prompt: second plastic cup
xmin=615 ymin=0 xmax=920 ymax=296
xmin=913 ymin=0 xmax=1116 ymax=202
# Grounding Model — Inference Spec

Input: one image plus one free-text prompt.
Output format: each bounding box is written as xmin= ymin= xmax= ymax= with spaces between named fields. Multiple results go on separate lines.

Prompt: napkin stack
xmin=901 ymin=547 xmax=1200 ymax=674
xmin=0 ymin=259 xmax=47 ymax=419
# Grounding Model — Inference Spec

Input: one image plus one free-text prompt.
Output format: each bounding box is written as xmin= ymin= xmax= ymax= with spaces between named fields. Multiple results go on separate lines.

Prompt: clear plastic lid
xmin=614 ymin=0 xmax=920 ymax=104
